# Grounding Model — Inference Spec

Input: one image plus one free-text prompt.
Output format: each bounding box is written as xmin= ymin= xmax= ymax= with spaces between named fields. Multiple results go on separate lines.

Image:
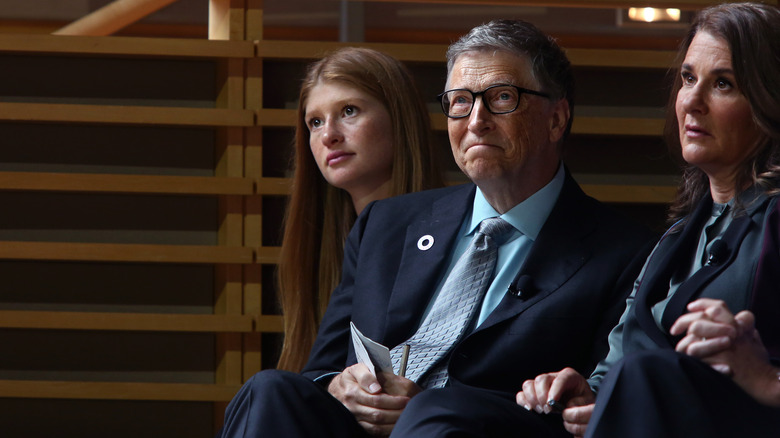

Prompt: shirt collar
xmin=469 ymin=163 xmax=565 ymax=240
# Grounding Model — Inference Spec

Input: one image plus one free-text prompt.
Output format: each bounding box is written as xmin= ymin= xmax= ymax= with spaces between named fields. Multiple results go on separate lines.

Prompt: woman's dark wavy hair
xmin=665 ymin=2 xmax=780 ymax=224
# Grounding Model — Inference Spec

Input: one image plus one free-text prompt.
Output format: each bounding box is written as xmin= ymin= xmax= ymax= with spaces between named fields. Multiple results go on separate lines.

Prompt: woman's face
xmin=676 ymin=31 xmax=761 ymax=182
xmin=305 ymin=81 xmax=395 ymax=203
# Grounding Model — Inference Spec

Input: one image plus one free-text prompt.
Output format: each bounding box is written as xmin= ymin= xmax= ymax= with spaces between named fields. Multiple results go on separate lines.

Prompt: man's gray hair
xmin=446 ymin=19 xmax=574 ymax=137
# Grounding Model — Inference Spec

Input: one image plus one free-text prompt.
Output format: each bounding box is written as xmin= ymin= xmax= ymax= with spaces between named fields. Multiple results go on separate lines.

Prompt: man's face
xmin=446 ymin=50 xmax=565 ymax=192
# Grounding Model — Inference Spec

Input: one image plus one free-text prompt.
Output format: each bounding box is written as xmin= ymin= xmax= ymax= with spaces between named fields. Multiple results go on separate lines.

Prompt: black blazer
xmin=611 ymin=190 xmax=780 ymax=368
xmin=302 ymin=172 xmax=654 ymax=396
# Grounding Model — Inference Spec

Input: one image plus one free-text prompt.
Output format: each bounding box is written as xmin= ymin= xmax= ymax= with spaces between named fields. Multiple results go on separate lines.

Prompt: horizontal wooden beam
xmin=256 ymin=177 xmax=291 ymax=196
xmin=256 ymin=40 xmax=676 ymax=69
xmin=0 ymin=380 xmax=241 ymax=401
xmin=256 ymin=40 xmax=446 ymax=63
xmin=0 ymin=241 xmax=253 ymax=264
xmin=0 ymin=311 xmax=254 ymax=332
xmin=0 ymin=102 xmax=254 ymax=127
xmin=355 ymin=0 xmax=762 ymax=10
xmin=0 ymin=34 xmax=254 ymax=58
xmin=0 ymin=172 xmax=254 ymax=196
xmin=255 ymin=246 xmax=282 ymax=265
xmin=566 ymin=48 xmax=675 ymax=69
xmin=256 ymin=108 xmax=296 ymax=127
xmin=256 ymin=315 xmax=283 ymax=333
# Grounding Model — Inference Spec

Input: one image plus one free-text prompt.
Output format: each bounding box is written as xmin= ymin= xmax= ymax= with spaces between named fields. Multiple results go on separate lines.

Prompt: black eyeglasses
xmin=437 ymin=84 xmax=550 ymax=119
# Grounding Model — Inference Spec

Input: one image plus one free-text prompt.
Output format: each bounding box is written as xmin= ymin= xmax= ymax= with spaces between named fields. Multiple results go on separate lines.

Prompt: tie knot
xmin=478 ymin=217 xmax=513 ymax=244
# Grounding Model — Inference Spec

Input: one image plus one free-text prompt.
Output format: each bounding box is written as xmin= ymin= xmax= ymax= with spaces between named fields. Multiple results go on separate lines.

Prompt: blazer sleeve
xmin=299 ymin=201 xmax=374 ymax=381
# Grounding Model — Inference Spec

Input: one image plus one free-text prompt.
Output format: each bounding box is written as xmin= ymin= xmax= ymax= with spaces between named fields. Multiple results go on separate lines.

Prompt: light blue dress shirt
xmin=422 ymin=163 xmax=565 ymax=328
xmin=316 ymin=165 xmax=565 ymax=384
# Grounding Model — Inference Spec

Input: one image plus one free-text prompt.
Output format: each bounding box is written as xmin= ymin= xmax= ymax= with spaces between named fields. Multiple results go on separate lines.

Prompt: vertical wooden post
xmin=209 ymin=0 xmax=247 ymax=41
xmin=210 ymin=0 xmax=249 ymax=430
xmin=243 ymin=0 xmax=265 ymax=379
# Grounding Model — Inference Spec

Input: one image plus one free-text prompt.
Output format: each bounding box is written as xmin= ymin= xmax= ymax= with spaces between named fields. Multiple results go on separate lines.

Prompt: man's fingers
xmin=363 ymin=393 xmax=410 ymax=410
xmin=357 ymin=420 xmax=393 ymax=437
xmin=354 ymin=401 xmax=403 ymax=424
xmin=547 ymin=368 xmax=588 ymax=407
xmin=353 ymin=395 xmax=409 ymax=436
xmin=562 ymin=403 xmax=594 ymax=437
xmin=516 ymin=389 xmax=533 ymax=411
xmin=348 ymin=365 xmax=382 ymax=394
xmin=534 ymin=374 xmax=557 ymax=413
xmin=564 ymin=422 xmax=588 ymax=438
xmin=520 ymin=378 xmax=545 ymax=413
xmin=518 ymin=369 xmax=592 ymax=416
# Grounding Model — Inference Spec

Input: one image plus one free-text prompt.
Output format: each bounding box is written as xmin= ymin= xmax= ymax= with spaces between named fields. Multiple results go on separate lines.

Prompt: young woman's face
xmin=676 ymin=31 xmax=761 ymax=182
xmin=305 ymin=81 xmax=395 ymax=203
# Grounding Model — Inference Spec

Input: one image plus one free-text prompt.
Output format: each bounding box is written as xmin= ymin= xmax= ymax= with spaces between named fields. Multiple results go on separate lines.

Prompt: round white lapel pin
xmin=417 ymin=235 xmax=434 ymax=251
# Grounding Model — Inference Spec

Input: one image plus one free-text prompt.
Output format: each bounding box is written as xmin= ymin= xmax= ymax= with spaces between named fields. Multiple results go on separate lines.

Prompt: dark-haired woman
xmin=517 ymin=3 xmax=780 ymax=437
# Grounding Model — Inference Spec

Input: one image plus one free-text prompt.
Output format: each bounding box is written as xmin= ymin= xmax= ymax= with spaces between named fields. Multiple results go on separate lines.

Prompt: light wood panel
xmin=211 ymin=3 xmax=251 ymax=425
xmin=0 ymin=311 xmax=253 ymax=332
xmin=0 ymin=241 xmax=253 ymax=264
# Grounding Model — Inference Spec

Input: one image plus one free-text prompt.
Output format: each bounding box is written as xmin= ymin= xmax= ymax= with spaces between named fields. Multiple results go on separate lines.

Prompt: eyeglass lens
xmin=441 ymin=86 xmax=520 ymax=117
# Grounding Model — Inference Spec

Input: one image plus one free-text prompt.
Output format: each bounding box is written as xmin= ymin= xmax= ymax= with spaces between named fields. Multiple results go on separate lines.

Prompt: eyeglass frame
xmin=436 ymin=84 xmax=551 ymax=119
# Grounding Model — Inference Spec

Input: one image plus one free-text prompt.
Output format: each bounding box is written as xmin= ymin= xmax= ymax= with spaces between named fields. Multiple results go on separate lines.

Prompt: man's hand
xmin=672 ymin=298 xmax=780 ymax=407
xmin=516 ymin=367 xmax=596 ymax=437
xmin=328 ymin=364 xmax=421 ymax=436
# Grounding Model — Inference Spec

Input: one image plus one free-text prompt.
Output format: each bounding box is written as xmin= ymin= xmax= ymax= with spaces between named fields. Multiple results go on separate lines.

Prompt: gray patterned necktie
xmin=390 ymin=217 xmax=513 ymax=388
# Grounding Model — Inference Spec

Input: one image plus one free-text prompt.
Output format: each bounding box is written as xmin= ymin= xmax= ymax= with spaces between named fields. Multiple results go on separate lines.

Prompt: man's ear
xmin=547 ymin=98 xmax=570 ymax=144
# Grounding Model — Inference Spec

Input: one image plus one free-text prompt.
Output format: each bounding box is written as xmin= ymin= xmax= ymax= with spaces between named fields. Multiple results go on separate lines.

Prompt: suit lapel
xmin=383 ymin=185 xmax=475 ymax=346
xmin=636 ymin=190 xmax=769 ymax=348
xmin=633 ymin=196 xmax=712 ymax=348
xmin=477 ymin=173 xmax=596 ymax=331
xmin=659 ymin=214 xmax=752 ymax=338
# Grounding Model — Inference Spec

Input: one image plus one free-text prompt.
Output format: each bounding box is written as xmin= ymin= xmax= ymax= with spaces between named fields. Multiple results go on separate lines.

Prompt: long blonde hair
xmin=276 ymin=47 xmax=444 ymax=372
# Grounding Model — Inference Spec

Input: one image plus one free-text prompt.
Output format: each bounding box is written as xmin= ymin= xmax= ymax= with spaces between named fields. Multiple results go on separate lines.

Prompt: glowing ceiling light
xmin=666 ymin=8 xmax=681 ymax=21
xmin=642 ymin=7 xmax=656 ymax=22
xmin=628 ymin=7 xmax=681 ymax=22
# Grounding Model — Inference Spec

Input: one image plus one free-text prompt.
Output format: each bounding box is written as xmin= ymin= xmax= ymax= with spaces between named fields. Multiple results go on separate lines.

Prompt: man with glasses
xmin=218 ymin=19 xmax=653 ymax=438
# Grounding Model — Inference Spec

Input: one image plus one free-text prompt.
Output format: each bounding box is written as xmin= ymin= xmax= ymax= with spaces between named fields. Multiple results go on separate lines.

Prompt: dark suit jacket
xmin=590 ymin=189 xmax=780 ymax=391
xmin=302 ymin=172 xmax=654 ymax=396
